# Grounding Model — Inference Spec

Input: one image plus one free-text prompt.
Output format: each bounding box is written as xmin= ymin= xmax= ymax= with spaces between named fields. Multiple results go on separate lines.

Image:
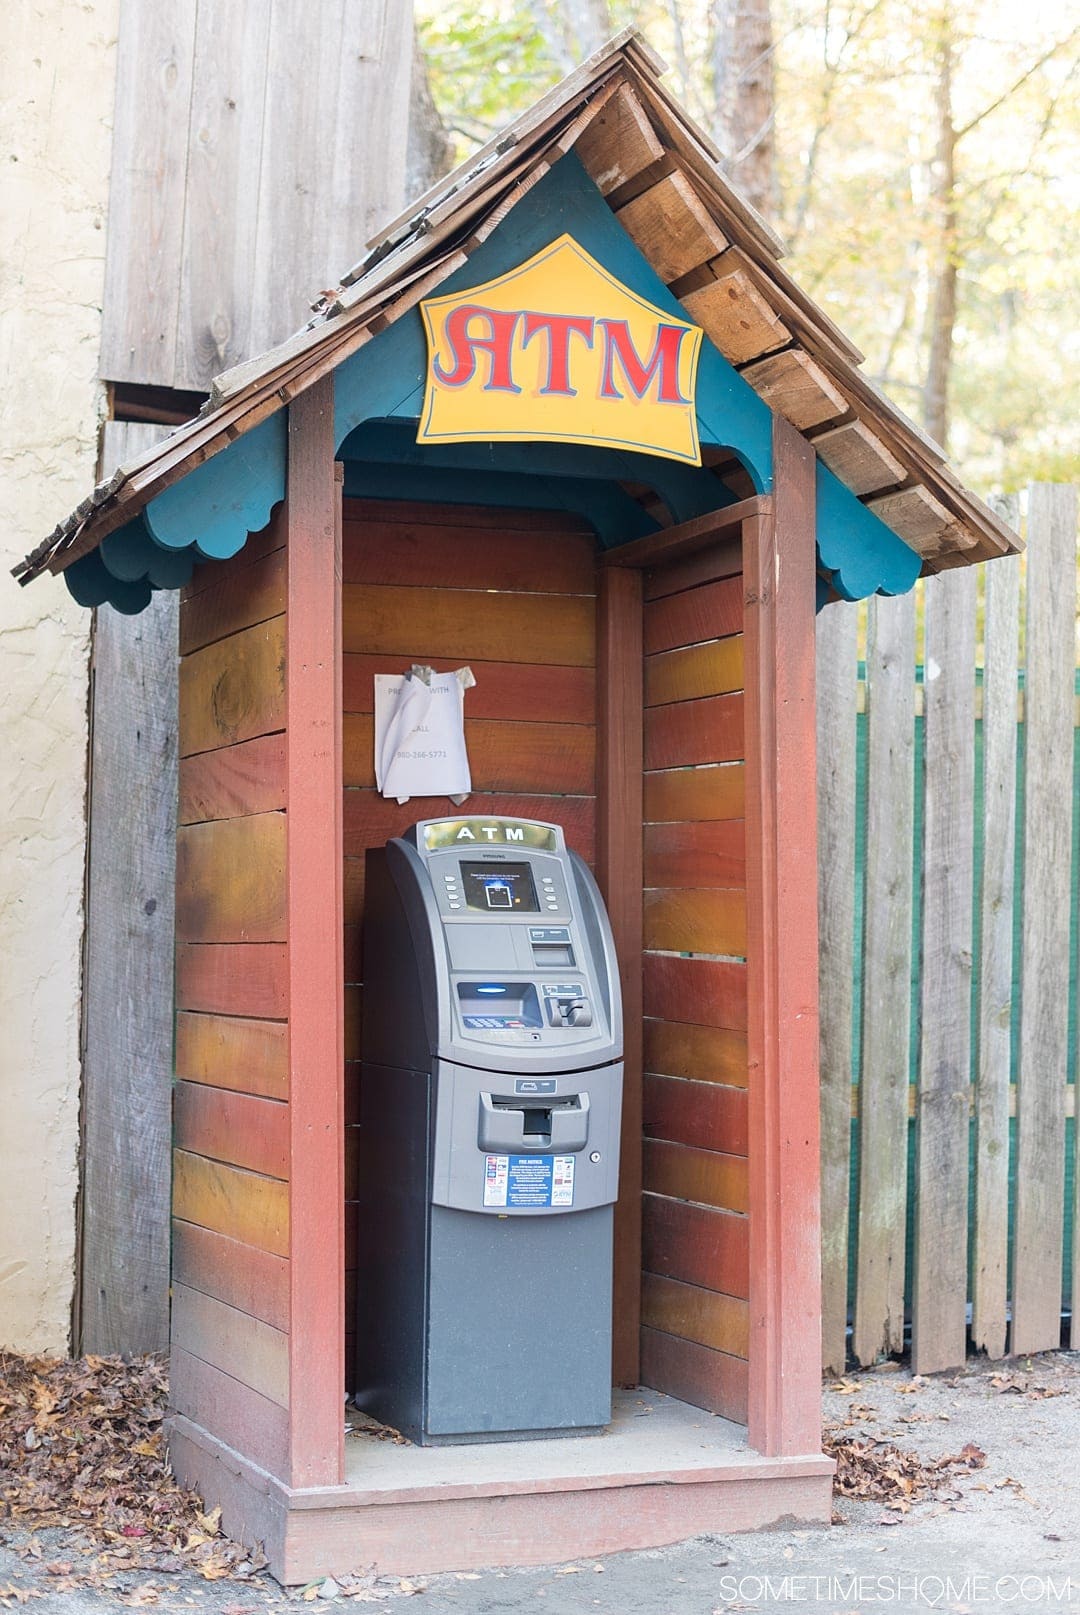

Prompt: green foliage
xmin=416 ymin=4 xmax=565 ymax=146
xmin=414 ymin=0 xmax=1080 ymax=495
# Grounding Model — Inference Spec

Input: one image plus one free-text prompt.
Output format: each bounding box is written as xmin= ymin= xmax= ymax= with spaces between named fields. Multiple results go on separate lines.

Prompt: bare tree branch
xmin=955 ymin=29 xmax=1078 ymax=141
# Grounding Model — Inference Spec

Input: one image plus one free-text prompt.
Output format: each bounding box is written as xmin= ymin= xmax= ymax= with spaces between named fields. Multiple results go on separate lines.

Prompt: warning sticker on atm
xmin=483 ymin=1154 xmax=575 ymax=1208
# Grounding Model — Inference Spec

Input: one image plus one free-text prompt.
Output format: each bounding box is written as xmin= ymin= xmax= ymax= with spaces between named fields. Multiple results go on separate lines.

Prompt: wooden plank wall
xmin=971 ymin=495 xmax=1020 ymax=1359
xmin=1013 ymin=484 xmax=1076 ymax=1355
xmin=340 ymin=498 xmax=599 ymax=1387
xmin=912 ymin=570 xmax=976 ymax=1374
xmin=637 ymin=541 xmax=750 ymax=1425
xmin=815 ymin=600 xmax=857 ymax=1375
xmin=815 ymin=482 xmax=1078 ymax=1373
xmin=854 ymin=592 xmax=916 ymax=1366
xmin=172 ymin=512 xmax=291 ymax=1477
xmin=78 ymin=422 xmax=175 ymax=1355
xmin=100 ymin=0 xmax=412 ymax=390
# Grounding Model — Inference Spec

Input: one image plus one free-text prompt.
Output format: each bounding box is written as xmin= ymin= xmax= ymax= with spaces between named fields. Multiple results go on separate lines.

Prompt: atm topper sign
xmin=418 ymin=235 xmax=704 ymax=466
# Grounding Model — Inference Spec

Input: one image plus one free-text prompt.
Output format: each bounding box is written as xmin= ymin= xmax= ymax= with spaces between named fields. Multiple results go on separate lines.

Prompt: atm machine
xmin=355 ymin=816 xmax=623 ymax=1445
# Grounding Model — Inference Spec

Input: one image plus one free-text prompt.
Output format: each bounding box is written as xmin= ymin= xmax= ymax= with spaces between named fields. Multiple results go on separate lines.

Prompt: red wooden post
xmin=743 ymin=416 xmax=823 ymax=1456
xmin=596 ymin=565 xmax=644 ymax=1387
xmin=286 ymin=378 xmax=345 ymax=1487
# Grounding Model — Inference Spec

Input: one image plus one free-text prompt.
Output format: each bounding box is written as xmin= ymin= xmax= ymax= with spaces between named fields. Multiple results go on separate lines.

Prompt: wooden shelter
xmin=18 ymin=32 xmax=1018 ymax=1584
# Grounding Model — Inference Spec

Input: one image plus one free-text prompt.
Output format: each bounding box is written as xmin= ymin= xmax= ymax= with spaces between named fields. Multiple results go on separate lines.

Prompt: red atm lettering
xmin=433 ymin=305 xmax=523 ymax=393
xmin=598 ymin=319 xmax=690 ymax=404
xmin=433 ymin=304 xmax=690 ymax=404
xmin=521 ymin=313 xmax=595 ymax=396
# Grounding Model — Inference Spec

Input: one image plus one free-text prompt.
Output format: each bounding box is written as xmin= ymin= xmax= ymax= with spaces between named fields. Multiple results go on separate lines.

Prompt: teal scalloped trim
xmin=100 ymin=515 xmax=195 ymax=588
xmin=144 ymin=412 xmax=286 ymax=558
xmin=816 ymin=463 xmax=922 ymax=601
xmin=65 ymin=550 xmax=154 ymax=615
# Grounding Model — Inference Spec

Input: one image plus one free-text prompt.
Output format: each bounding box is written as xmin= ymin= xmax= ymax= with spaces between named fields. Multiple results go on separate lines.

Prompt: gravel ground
xmin=2 ymin=1353 xmax=1078 ymax=1615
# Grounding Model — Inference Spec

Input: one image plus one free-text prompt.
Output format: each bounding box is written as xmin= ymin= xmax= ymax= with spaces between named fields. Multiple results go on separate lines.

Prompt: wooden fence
xmin=816 ymin=482 xmax=1079 ymax=1375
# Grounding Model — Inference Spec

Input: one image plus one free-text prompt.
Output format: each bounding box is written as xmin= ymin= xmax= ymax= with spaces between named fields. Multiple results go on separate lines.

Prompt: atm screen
xmin=459 ymin=861 xmax=540 ymax=913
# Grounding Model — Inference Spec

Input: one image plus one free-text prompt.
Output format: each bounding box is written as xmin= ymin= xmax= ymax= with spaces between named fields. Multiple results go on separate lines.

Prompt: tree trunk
xmin=406 ymin=30 xmax=455 ymax=202
xmin=708 ymin=0 xmax=778 ymax=222
xmin=923 ymin=21 xmax=958 ymax=451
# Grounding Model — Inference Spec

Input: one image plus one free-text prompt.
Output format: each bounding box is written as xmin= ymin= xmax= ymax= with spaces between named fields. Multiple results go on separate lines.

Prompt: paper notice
xmin=374 ymin=666 xmax=474 ymax=804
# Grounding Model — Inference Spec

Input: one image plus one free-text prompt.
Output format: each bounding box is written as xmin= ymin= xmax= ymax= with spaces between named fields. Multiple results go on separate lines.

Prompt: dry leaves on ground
xmin=0 ymin=1351 xmax=266 ymax=1592
xmin=825 ymin=1427 xmax=987 ymax=1517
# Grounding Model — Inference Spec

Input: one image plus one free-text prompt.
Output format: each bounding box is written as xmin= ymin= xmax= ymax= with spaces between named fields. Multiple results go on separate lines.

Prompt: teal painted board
xmin=339 ymin=417 xmax=740 ymax=537
xmin=100 ymin=515 xmax=196 ymax=588
xmin=341 ymin=460 xmax=657 ymax=542
xmin=817 ymin=463 xmax=922 ymax=603
xmin=65 ymin=549 xmax=153 ymax=616
xmin=144 ymin=411 xmax=287 ymax=557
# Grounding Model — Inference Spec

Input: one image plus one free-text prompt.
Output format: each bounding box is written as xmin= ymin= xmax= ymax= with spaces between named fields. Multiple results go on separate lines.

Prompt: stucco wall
xmin=0 ymin=0 xmax=119 ymax=1350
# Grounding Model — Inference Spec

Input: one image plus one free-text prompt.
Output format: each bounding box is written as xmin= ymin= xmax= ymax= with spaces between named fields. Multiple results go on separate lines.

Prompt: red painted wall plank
xmin=643 ymin=954 xmax=748 ymax=1032
xmin=643 ymin=1072 xmax=749 ymax=1156
xmin=342 ymin=497 xmax=593 ymax=534
xmin=642 ymin=887 xmax=746 ymax=957
xmin=743 ymin=420 xmax=823 ymax=1456
xmin=644 ymin=692 xmax=743 ymax=770
xmin=175 ymin=943 xmax=288 ymax=1019
xmin=343 ymin=715 xmax=595 ymax=794
xmin=285 ymin=382 xmax=346 ymax=1487
xmin=639 ymin=1326 xmax=749 ymax=1423
xmin=343 ymin=655 xmax=595 ymax=726
xmin=178 ymin=617 xmax=286 ymax=757
xmin=170 ymin=1346 xmax=289 ymax=1477
xmin=644 ymin=764 xmax=744 ymax=825
xmin=175 ymin=813 xmax=287 ymax=944
xmin=180 ymin=544 xmax=286 ymax=657
xmin=179 ymin=733 xmax=287 ymax=825
xmin=174 ymin=1081 xmax=289 ymax=1181
xmin=343 ymin=585 xmax=595 ymax=666
xmin=643 ymin=1019 xmax=748 ymax=1088
xmin=645 ymin=638 xmax=743 ymax=706
xmin=643 ymin=1137 xmax=748 ymax=1214
xmin=643 ymin=820 xmax=744 ymax=888
xmin=172 ymin=1150 xmax=289 ymax=1258
xmin=171 ymin=1282 xmax=288 ymax=1407
xmin=171 ymin=1218 xmax=289 ymax=1333
xmin=342 ymin=516 xmax=595 ymax=593
xmin=641 ymin=1271 xmax=749 ymax=1357
xmin=174 ymin=1011 xmax=288 ymax=1101
xmin=642 ymin=1193 xmax=749 ymax=1298
xmin=644 ymin=576 xmax=743 ymax=653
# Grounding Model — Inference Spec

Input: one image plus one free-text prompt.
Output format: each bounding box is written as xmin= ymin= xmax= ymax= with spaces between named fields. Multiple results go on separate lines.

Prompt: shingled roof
xmin=15 ymin=27 xmax=1019 ymax=589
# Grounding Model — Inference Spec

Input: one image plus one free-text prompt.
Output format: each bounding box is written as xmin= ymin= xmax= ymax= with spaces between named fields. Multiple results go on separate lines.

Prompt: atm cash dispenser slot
xmin=356 ymin=816 xmax=623 ymax=1446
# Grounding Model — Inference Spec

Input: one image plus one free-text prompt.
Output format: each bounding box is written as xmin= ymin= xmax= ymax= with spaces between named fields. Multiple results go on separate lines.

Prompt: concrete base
xmin=168 ymin=1390 xmax=834 ymax=1584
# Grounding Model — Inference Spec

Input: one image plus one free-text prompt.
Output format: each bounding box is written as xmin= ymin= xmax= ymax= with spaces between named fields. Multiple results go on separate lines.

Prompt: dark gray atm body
xmin=355 ymin=816 xmax=623 ymax=1445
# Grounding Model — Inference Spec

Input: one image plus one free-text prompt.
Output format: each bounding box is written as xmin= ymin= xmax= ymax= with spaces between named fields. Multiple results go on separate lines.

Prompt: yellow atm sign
xmin=418 ymin=235 xmax=703 ymax=466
